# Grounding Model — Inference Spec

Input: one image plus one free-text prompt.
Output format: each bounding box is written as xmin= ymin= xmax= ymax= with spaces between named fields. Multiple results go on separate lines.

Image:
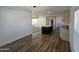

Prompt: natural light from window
xmin=32 ymin=19 xmax=38 ymax=25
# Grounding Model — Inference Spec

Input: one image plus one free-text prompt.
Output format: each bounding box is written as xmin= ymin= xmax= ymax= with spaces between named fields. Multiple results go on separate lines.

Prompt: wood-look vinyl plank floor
xmin=0 ymin=31 xmax=71 ymax=52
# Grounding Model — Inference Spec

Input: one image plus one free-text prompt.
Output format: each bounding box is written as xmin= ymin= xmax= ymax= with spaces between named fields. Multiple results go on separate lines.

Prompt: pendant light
xmin=32 ymin=6 xmax=38 ymax=19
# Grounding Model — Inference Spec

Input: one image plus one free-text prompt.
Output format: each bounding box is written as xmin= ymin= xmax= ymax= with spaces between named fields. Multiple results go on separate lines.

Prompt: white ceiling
xmin=3 ymin=6 xmax=70 ymax=15
xmin=16 ymin=6 xmax=70 ymax=15
xmin=32 ymin=6 xmax=70 ymax=15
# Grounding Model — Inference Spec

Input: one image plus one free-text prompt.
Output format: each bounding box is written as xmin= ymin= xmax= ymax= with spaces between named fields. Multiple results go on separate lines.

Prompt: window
xmin=32 ymin=19 xmax=38 ymax=25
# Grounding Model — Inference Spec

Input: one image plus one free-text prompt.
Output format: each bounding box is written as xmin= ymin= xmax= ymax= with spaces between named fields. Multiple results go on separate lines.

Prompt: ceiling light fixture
xmin=32 ymin=6 xmax=38 ymax=19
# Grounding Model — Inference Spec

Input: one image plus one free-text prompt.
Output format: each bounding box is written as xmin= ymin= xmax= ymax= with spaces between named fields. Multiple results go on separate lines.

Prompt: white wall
xmin=64 ymin=10 xmax=70 ymax=25
xmin=39 ymin=16 xmax=46 ymax=27
xmin=74 ymin=9 xmax=79 ymax=52
xmin=70 ymin=6 xmax=79 ymax=52
xmin=0 ymin=7 xmax=32 ymax=47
